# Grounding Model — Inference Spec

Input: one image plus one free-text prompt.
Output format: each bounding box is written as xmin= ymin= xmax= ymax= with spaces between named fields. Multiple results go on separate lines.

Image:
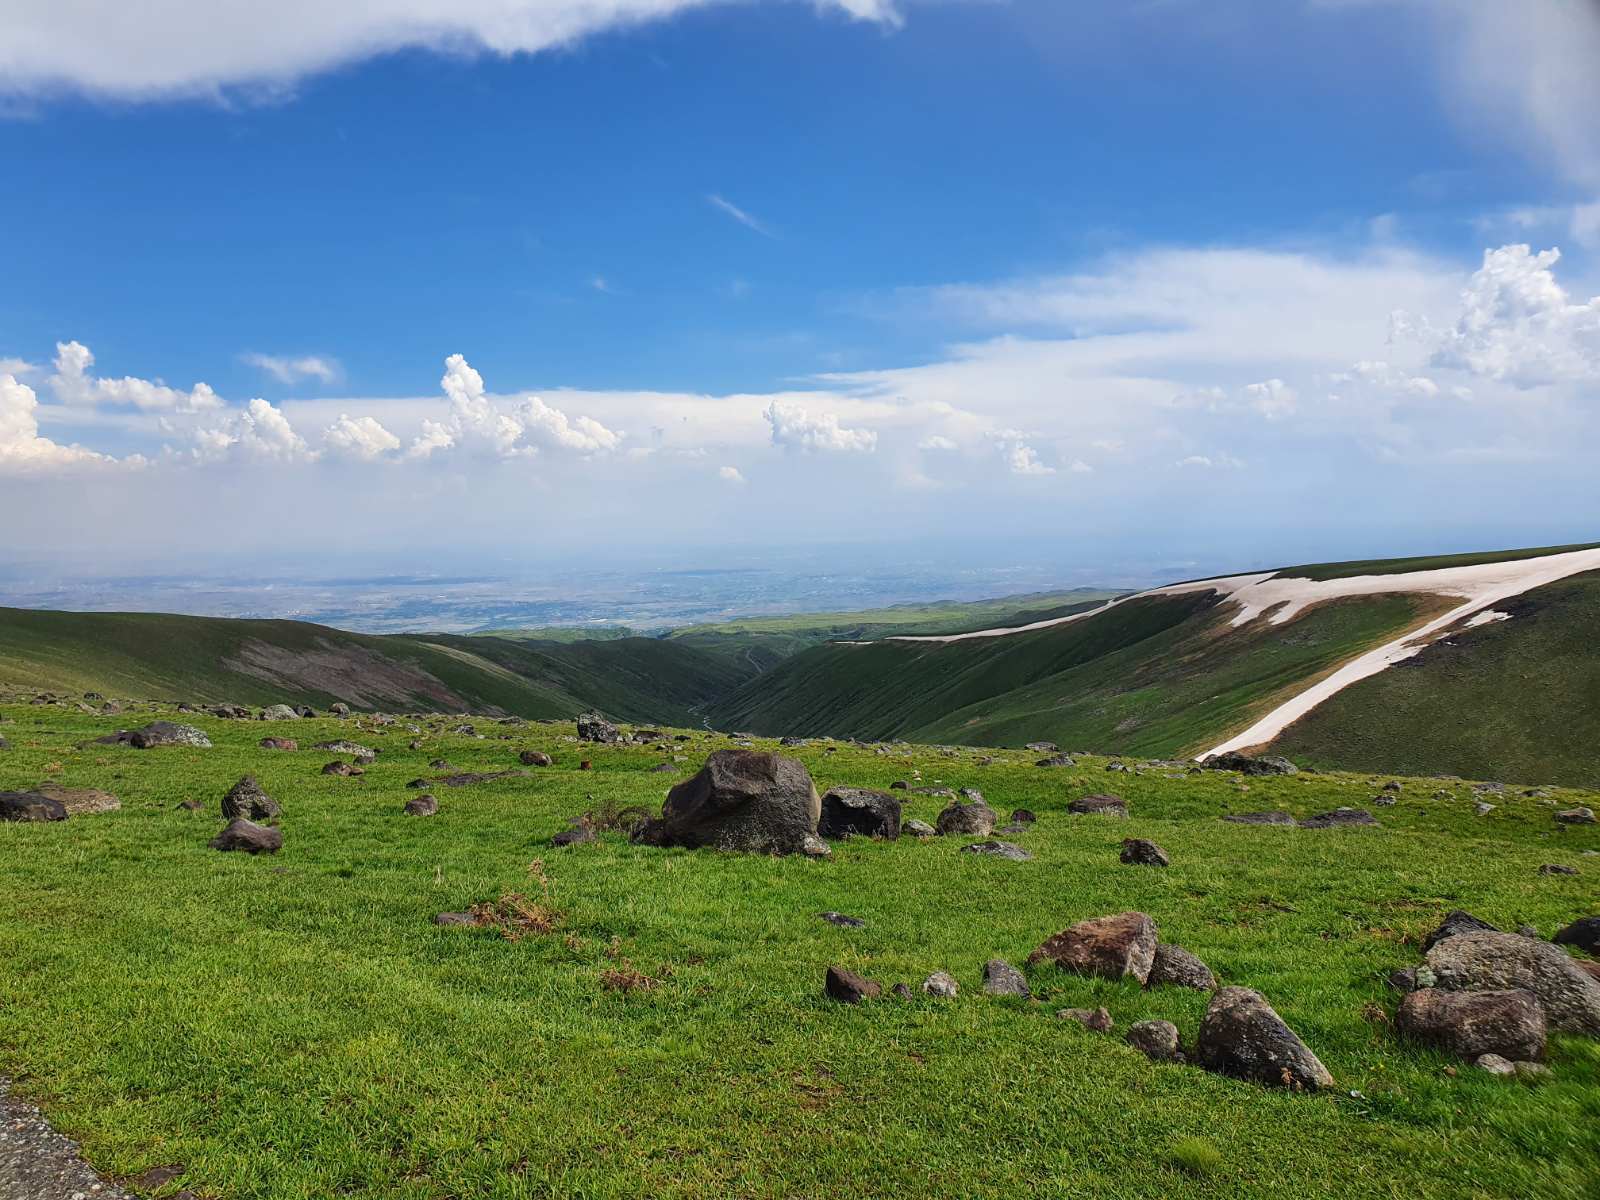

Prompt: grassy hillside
xmin=1 ymin=702 xmax=1596 ymax=1199
xmin=1275 ymin=541 xmax=1600 ymax=582
xmin=0 ymin=608 xmax=753 ymax=725
xmin=1268 ymin=569 xmax=1600 ymax=787
xmin=708 ymin=591 xmax=1437 ymax=757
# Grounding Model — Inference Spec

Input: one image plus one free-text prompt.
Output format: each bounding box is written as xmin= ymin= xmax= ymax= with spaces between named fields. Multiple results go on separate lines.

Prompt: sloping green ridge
xmin=1275 ymin=541 xmax=1600 ymax=581
xmin=707 ymin=591 xmax=1432 ymax=756
xmin=1268 ymin=569 xmax=1600 ymax=788
xmin=0 ymin=608 xmax=751 ymax=725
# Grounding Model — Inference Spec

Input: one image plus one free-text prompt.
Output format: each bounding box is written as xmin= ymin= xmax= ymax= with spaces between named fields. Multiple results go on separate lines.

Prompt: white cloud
xmin=990 ymin=432 xmax=1051 ymax=476
xmin=408 ymin=353 xmax=621 ymax=459
xmin=518 ymin=395 xmax=623 ymax=453
xmin=917 ymin=434 xmax=958 ymax=451
xmin=1241 ymin=378 xmax=1296 ymax=420
xmin=0 ymin=1 xmax=910 ymax=101
xmin=718 ymin=465 xmax=747 ymax=485
xmin=707 ymin=193 xmax=774 ymax=237
xmin=49 ymin=341 xmax=223 ymax=412
xmin=323 ymin=413 xmax=400 ymax=460
xmin=763 ymin=399 xmax=877 ymax=453
xmin=1397 ymin=244 xmax=1600 ymax=388
xmin=243 ymin=352 xmax=340 ymax=384
xmin=0 ymin=373 xmax=111 ymax=470
xmin=190 ymin=397 xmax=312 ymax=463
xmin=1177 ymin=453 xmax=1244 ymax=470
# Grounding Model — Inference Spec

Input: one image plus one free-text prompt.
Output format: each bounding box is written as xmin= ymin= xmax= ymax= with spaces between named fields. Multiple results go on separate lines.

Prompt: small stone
xmin=322 ymin=760 xmax=362 ymax=777
xmin=1010 ymin=808 xmax=1038 ymax=824
xmin=1387 ymin=967 xmax=1419 ymax=993
xmin=819 ymin=911 xmax=866 ymax=928
xmin=800 ymin=835 xmax=833 ymax=859
xmin=890 ymin=982 xmax=914 ymax=999
xmin=1057 ymin=1006 xmax=1113 ymax=1032
xmin=403 ymin=794 xmax=439 ymax=816
xmin=1475 ymin=802 xmax=1496 ymax=816
xmin=1555 ymin=807 xmax=1596 ymax=825
xmin=1119 ymin=837 xmax=1169 ymax=867
xmin=1148 ymin=943 xmax=1217 ymax=990
xmin=1126 ymin=1019 xmax=1183 ymax=1062
xmin=960 ymin=840 xmax=1032 ymax=861
xmin=901 ymin=818 xmax=936 ymax=838
xmin=433 ymin=911 xmax=478 ymax=927
xmin=1474 ymin=1053 xmax=1515 ymax=1076
xmin=1538 ymin=864 xmax=1578 ymax=876
xmin=551 ymin=823 xmax=596 ymax=847
xmin=825 ymin=965 xmax=881 ymax=1003
xmin=982 ymin=959 xmax=1030 ymax=998
xmin=258 ymin=736 xmax=298 ymax=751
xmin=1423 ymin=909 xmax=1498 ymax=952
xmin=922 ymin=970 xmax=959 ymax=997
xmin=519 ymin=750 xmax=553 ymax=766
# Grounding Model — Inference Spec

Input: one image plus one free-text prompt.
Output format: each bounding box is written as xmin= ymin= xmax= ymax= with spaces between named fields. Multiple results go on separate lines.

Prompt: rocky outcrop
xmin=221 ymin=776 xmax=280 ymax=822
xmin=1205 ymin=752 xmax=1298 ymax=776
xmin=1426 ymin=931 xmax=1600 ymax=1036
xmin=631 ymin=750 xmax=821 ymax=855
xmin=0 ymin=792 xmax=68 ymax=822
xmin=577 ymin=713 xmax=622 ymax=743
xmin=818 ymin=788 xmax=901 ymax=840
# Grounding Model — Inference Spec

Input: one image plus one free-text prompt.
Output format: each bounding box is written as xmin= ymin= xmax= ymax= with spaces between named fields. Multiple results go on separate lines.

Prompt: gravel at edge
xmin=1 ymin=1078 xmax=135 ymax=1200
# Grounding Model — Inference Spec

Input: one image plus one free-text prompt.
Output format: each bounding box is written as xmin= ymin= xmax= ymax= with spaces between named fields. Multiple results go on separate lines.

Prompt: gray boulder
xmin=982 ymin=959 xmax=1030 ymax=998
xmin=576 ymin=713 xmax=623 ymax=743
xmin=222 ymin=776 xmax=280 ymax=822
xmin=260 ymin=704 xmax=299 ymax=720
xmin=0 ymin=791 xmax=68 ymax=822
xmin=1148 ymin=943 xmax=1217 ymax=990
xmin=1195 ymin=987 xmax=1333 ymax=1091
xmin=631 ymin=750 xmax=820 ymax=855
xmin=934 ymin=799 xmax=996 ymax=837
xmin=1394 ymin=988 xmax=1546 ymax=1062
xmin=1127 ymin=1020 xmax=1183 ymax=1062
xmin=923 ymin=970 xmax=959 ymax=997
xmin=1029 ymin=912 xmax=1158 ymax=983
xmin=901 ymin=818 xmax=936 ymax=838
xmin=1206 ymin=752 xmax=1298 ymax=776
xmin=818 ymin=788 xmax=901 ymax=840
xmin=210 ymin=818 xmax=283 ymax=854
xmin=1426 ymin=931 xmax=1600 ymax=1035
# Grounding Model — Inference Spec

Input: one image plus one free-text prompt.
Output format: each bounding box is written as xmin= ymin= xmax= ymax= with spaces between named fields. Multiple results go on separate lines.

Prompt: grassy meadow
xmin=2 ymin=699 xmax=1598 ymax=1199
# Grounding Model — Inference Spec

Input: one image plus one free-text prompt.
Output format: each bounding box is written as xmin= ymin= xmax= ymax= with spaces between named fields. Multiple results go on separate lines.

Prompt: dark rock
xmin=210 ymin=818 xmax=282 ymax=854
xmin=1551 ymin=916 xmax=1600 ymax=955
xmin=1221 ymin=810 xmax=1297 ymax=826
xmin=353 ymin=753 xmax=377 ymax=766
xmin=820 ymin=911 xmax=866 ymax=928
xmin=631 ymin=750 xmax=821 ymax=855
xmin=1029 ymin=912 xmax=1158 ymax=983
xmin=824 ymin=965 xmax=881 ymax=1003
xmin=934 ymin=798 xmax=996 ymax=837
xmin=1423 ymin=909 xmax=1499 ymax=952
xmin=519 ymin=750 xmax=553 ymax=766
xmin=1010 ymin=809 xmax=1038 ymax=824
xmin=818 ymin=787 xmax=901 ymax=840
xmin=982 ymin=959 xmax=1030 ymax=997
xmin=1555 ymin=807 xmax=1596 ymax=825
xmin=1205 ymin=752 xmax=1298 ymax=776
xmin=1387 ymin=967 xmax=1420 ymax=993
xmin=433 ymin=911 xmax=479 ymax=927
xmin=32 ymin=783 xmax=120 ymax=816
xmin=551 ymin=823 xmax=596 ymax=847
xmin=901 ymin=818 xmax=936 ymax=838
xmin=1298 ymin=807 xmax=1378 ymax=829
xmin=1195 ymin=986 xmax=1333 ymax=1090
xmin=577 ymin=713 xmax=623 ymax=743
xmin=222 ymin=776 xmax=280 ymax=821
xmin=321 ymin=761 xmax=363 ymax=777
xmin=403 ymin=794 xmax=439 ymax=816
xmin=1058 ymin=1006 xmax=1113 ymax=1032
xmin=1120 ymin=837 xmax=1169 ymax=867
xmin=960 ymin=840 xmax=1032 ymax=861
xmin=889 ymin=780 xmax=909 ymax=790
xmin=890 ymin=982 xmax=913 ymax=999
xmin=96 ymin=721 xmax=212 ymax=749
xmin=0 ymin=791 xmax=68 ymax=822
xmin=1127 ymin=1019 xmax=1183 ymax=1062
xmin=1396 ymin=988 xmax=1546 ymax=1061
xmin=1035 ymin=754 xmax=1075 ymax=768
xmin=258 ymin=736 xmax=298 ymax=751
xmin=1538 ymin=864 xmax=1579 ymax=876
xmin=1427 ymin=931 xmax=1600 ymax=1035
xmin=1068 ymin=793 xmax=1127 ymax=817
xmin=1148 ymin=943 xmax=1217 ymax=990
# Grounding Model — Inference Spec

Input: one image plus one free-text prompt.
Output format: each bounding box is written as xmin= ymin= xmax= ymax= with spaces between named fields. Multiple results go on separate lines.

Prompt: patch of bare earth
xmin=223 ymin=637 xmax=470 ymax=710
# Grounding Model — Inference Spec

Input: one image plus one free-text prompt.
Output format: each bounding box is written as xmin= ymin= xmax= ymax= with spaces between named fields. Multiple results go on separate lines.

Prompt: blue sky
xmin=2 ymin=0 xmax=1599 ymax=583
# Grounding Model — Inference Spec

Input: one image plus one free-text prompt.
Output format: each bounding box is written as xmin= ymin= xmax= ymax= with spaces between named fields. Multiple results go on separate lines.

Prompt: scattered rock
xmin=1475 ymin=1053 xmax=1516 ymax=1076
xmin=1221 ymin=810 xmax=1297 ymax=826
xmin=577 ymin=713 xmax=622 ymax=743
xmin=1205 ymin=752 xmax=1298 ymax=776
xmin=800 ymin=835 xmax=833 ymax=859
xmin=0 ymin=791 xmax=68 ymax=822
xmin=1475 ymin=802 xmax=1496 ymax=816
xmin=819 ymin=911 xmax=866 ymax=928
xmin=818 ymin=787 xmax=901 ymax=840
xmin=1538 ymin=863 xmax=1578 ymax=877
xmin=95 ymin=721 xmax=212 ymax=749
xmin=922 ymin=970 xmax=959 ymax=997
xmin=901 ymin=818 xmax=936 ymax=838
xmin=519 ymin=750 xmax=553 ymax=766
xmin=824 ymin=966 xmax=881 ymax=1004
xmin=403 ymin=794 xmax=439 ymax=816
xmin=433 ymin=771 xmax=529 ymax=787
xmin=1127 ymin=1019 xmax=1183 ymax=1062
xmin=1423 ymin=910 xmax=1499 ymax=952
xmin=1387 ymin=967 xmax=1420 ymax=993
xmin=321 ymin=761 xmax=363 ymax=777
xmin=934 ymin=798 xmax=996 ymax=837
xmin=1298 ymin=808 xmax=1378 ymax=828
xmin=1010 ymin=809 xmax=1037 ymax=824
xmin=1148 ymin=943 xmax=1217 ymax=990
xmin=551 ymin=823 xmax=596 ymax=847
xmin=961 ymin=840 xmax=1032 ymax=861
xmin=221 ymin=776 xmax=280 ymax=822
xmin=1058 ymin=1006 xmax=1114 ymax=1032
xmin=1426 ymin=931 xmax=1600 ymax=1035
xmin=632 ymin=750 xmax=821 ymax=855
xmin=1026 ymin=741 xmax=1059 ymax=753
xmin=209 ymin=818 xmax=282 ymax=854
xmin=1552 ymin=916 xmax=1600 ymax=955
xmin=260 ymin=704 xmax=299 ymax=720
xmin=1120 ymin=838 xmax=1169 ymax=867
xmin=1068 ymin=793 xmax=1127 ymax=818
xmin=1395 ymin=988 xmax=1546 ymax=1062
xmin=1035 ymin=754 xmax=1075 ymax=768
xmin=432 ymin=911 xmax=479 ymax=927
xmin=982 ymin=959 xmax=1030 ymax=998
xmin=1029 ymin=912 xmax=1158 ymax=983
xmin=1194 ymin=986 xmax=1333 ymax=1091
xmin=890 ymin=982 xmax=913 ymax=999
xmin=329 ymin=702 xmax=351 ymax=717
xmin=314 ymin=740 xmax=374 ymax=756
xmin=32 ymin=783 xmax=120 ymax=816
xmin=1555 ymin=807 xmax=1596 ymax=825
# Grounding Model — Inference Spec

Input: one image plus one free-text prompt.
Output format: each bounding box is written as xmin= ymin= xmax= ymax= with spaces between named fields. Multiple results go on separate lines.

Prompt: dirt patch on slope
xmin=223 ymin=637 xmax=470 ymax=710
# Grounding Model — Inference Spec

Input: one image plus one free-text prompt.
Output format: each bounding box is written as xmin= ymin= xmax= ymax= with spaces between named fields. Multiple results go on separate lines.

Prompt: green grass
xmin=2 ymin=700 xmax=1598 ymax=1199
xmin=1275 ymin=542 xmax=1600 ymax=582
xmin=1270 ymin=569 xmax=1600 ymax=788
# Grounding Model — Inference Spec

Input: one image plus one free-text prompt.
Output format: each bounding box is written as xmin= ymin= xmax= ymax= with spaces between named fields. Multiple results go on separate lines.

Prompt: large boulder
xmin=818 ymin=788 xmax=901 ymax=840
xmin=1068 ymin=793 xmax=1127 ymax=817
xmin=1120 ymin=837 xmax=1169 ymax=867
xmin=934 ymin=798 xmax=996 ymax=837
xmin=97 ymin=721 xmax=212 ymax=749
xmin=1426 ymin=931 xmax=1600 ymax=1036
xmin=222 ymin=776 xmax=280 ymax=822
xmin=1394 ymin=988 xmax=1546 ymax=1062
xmin=0 ymin=791 xmax=68 ymax=822
xmin=32 ymin=783 xmax=120 ymax=816
xmin=577 ymin=713 xmax=623 ymax=743
xmin=210 ymin=818 xmax=283 ymax=854
xmin=1552 ymin=916 xmax=1600 ymax=956
xmin=260 ymin=704 xmax=300 ymax=720
xmin=1423 ymin=909 xmax=1498 ymax=952
xmin=1194 ymin=987 xmax=1333 ymax=1091
xmin=1028 ymin=912 xmax=1158 ymax=983
xmin=631 ymin=750 xmax=821 ymax=855
xmin=1206 ymin=752 xmax=1298 ymax=776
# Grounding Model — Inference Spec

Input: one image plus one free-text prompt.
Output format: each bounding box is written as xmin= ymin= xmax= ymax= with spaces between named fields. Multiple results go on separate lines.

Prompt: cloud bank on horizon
xmin=2 ymin=0 xmax=1598 ymax=568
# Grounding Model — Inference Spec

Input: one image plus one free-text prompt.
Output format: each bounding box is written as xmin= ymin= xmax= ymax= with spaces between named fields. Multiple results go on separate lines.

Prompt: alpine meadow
xmin=3 ymin=3 xmax=1600 ymax=1200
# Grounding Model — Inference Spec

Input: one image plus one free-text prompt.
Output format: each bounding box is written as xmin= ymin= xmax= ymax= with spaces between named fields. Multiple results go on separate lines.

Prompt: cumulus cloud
xmin=190 ymin=398 xmax=312 ymax=463
xmin=409 ymin=353 xmax=621 ymax=459
xmin=0 ymin=373 xmax=111 ymax=470
xmin=243 ymin=352 xmax=340 ymax=384
xmin=1396 ymin=245 xmax=1600 ymax=388
xmin=988 ymin=431 xmax=1052 ymax=476
xmin=49 ymin=341 xmax=223 ymax=412
xmin=718 ymin=464 xmax=747 ymax=485
xmin=764 ymin=399 xmax=877 ymax=453
xmin=1241 ymin=378 xmax=1296 ymax=420
xmin=323 ymin=413 xmax=401 ymax=460
xmin=0 ymin=1 xmax=911 ymax=101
